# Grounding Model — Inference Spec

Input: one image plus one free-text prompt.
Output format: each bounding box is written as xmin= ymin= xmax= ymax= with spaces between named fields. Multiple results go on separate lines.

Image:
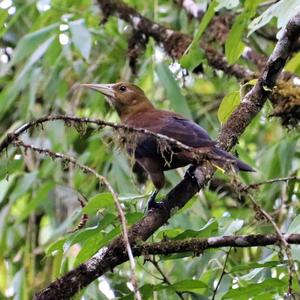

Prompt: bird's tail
xmin=212 ymin=147 xmax=255 ymax=172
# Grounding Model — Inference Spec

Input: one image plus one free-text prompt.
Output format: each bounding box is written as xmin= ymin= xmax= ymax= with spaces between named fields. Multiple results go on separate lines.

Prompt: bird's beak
xmin=81 ymin=83 xmax=115 ymax=98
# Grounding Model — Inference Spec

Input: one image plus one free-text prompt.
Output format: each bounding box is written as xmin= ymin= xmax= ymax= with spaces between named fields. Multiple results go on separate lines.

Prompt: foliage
xmin=0 ymin=0 xmax=299 ymax=299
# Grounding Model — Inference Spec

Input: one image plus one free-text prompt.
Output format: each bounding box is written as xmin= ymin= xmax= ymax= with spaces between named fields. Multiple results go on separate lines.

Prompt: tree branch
xmin=242 ymin=175 xmax=299 ymax=192
xmin=32 ymin=9 xmax=300 ymax=300
xmin=247 ymin=194 xmax=295 ymax=294
xmin=212 ymin=248 xmax=231 ymax=300
xmin=0 ymin=115 xmax=233 ymax=166
xmin=219 ymin=12 xmax=300 ymax=149
xmin=134 ymin=233 xmax=300 ymax=255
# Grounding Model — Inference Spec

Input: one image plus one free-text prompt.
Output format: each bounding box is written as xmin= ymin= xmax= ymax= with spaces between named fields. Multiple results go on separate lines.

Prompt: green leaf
xmin=287 ymin=214 xmax=300 ymax=233
xmin=217 ymin=91 xmax=240 ymax=124
xmin=0 ymin=80 xmax=26 ymax=119
xmin=225 ymin=14 xmax=247 ymax=64
xmin=0 ymin=154 xmax=23 ymax=180
xmin=46 ymin=238 xmax=67 ymax=255
xmin=248 ymin=0 xmax=300 ymax=37
xmin=174 ymin=219 xmax=218 ymax=239
xmin=180 ymin=46 xmax=204 ymax=71
xmin=16 ymin=35 xmax=56 ymax=81
xmin=0 ymin=4 xmax=30 ymax=38
xmin=11 ymin=23 xmax=59 ymax=65
xmin=11 ymin=171 xmax=38 ymax=200
xmin=230 ymin=261 xmax=282 ymax=272
xmin=17 ymin=182 xmax=54 ymax=223
xmin=0 ymin=9 xmax=8 ymax=29
xmin=222 ymin=278 xmax=285 ymax=299
xmin=225 ymin=12 xmax=247 ymax=64
xmin=69 ymin=19 xmax=92 ymax=61
xmin=171 ymin=279 xmax=208 ymax=291
xmin=225 ymin=0 xmax=260 ymax=64
xmin=122 ymin=280 xmax=208 ymax=300
xmin=156 ymin=63 xmax=191 ymax=118
xmin=121 ymin=284 xmax=161 ymax=300
xmin=180 ymin=0 xmax=217 ymax=71
xmin=74 ymin=227 xmax=120 ymax=266
xmin=63 ymin=213 xmax=116 ymax=253
xmin=83 ymin=193 xmax=114 ymax=214
xmin=219 ymin=217 xmax=244 ymax=235
xmin=126 ymin=212 xmax=144 ymax=225
xmin=285 ymin=52 xmax=300 ymax=73
xmin=0 ymin=34 xmax=55 ymax=117
xmin=0 ymin=175 xmax=17 ymax=203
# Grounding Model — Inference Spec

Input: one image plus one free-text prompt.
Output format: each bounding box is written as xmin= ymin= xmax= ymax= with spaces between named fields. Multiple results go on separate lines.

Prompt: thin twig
xmin=248 ymin=195 xmax=295 ymax=296
xmin=0 ymin=114 xmax=236 ymax=168
xmin=12 ymin=139 xmax=142 ymax=300
xmin=212 ymin=248 xmax=231 ymax=300
xmin=149 ymin=258 xmax=185 ymax=300
xmin=242 ymin=176 xmax=299 ymax=192
xmin=69 ymin=193 xmax=89 ymax=233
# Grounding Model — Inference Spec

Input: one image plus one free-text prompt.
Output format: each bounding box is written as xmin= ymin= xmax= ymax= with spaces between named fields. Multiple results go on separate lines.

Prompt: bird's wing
xmin=157 ymin=115 xmax=216 ymax=148
xmin=128 ymin=110 xmax=216 ymax=148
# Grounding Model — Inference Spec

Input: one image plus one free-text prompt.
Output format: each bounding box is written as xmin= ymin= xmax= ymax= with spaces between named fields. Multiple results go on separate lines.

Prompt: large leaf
xmin=287 ymin=214 xmax=300 ymax=233
xmin=10 ymin=23 xmax=59 ymax=65
xmin=69 ymin=19 xmax=92 ymax=61
xmin=171 ymin=279 xmax=208 ymax=291
xmin=217 ymin=91 xmax=240 ymax=124
xmin=173 ymin=219 xmax=218 ymax=239
xmin=225 ymin=0 xmax=260 ymax=64
xmin=285 ymin=52 xmax=300 ymax=73
xmin=17 ymin=182 xmax=54 ymax=223
xmin=180 ymin=0 xmax=217 ymax=71
xmin=225 ymin=14 xmax=246 ymax=64
xmin=122 ymin=280 xmax=208 ymax=300
xmin=0 ymin=35 xmax=55 ymax=118
xmin=83 ymin=193 xmax=114 ymax=214
xmin=219 ymin=217 xmax=244 ymax=235
xmin=248 ymin=0 xmax=300 ymax=37
xmin=230 ymin=261 xmax=282 ymax=272
xmin=0 ymin=175 xmax=16 ymax=203
xmin=222 ymin=278 xmax=285 ymax=299
xmin=74 ymin=227 xmax=120 ymax=266
xmin=156 ymin=63 xmax=191 ymax=118
xmin=16 ymin=35 xmax=55 ymax=81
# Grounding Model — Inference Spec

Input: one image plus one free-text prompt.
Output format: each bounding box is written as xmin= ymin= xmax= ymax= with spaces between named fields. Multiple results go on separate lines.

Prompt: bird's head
xmin=82 ymin=82 xmax=154 ymax=121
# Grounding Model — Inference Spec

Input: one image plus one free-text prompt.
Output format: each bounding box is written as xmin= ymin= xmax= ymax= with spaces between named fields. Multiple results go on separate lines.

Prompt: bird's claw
xmin=185 ymin=166 xmax=200 ymax=189
xmin=147 ymin=190 xmax=165 ymax=211
xmin=147 ymin=199 xmax=164 ymax=211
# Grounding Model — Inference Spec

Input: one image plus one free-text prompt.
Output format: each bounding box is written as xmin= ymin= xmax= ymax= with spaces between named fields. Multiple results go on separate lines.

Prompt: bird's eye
xmin=119 ymin=85 xmax=127 ymax=92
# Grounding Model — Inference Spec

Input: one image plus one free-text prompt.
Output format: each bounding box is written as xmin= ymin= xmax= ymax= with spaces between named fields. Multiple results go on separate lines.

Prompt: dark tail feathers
xmin=212 ymin=147 xmax=255 ymax=172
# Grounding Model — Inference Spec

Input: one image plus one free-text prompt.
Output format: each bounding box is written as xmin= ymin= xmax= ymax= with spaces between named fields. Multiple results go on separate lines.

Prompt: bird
xmin=82 ymin=82 xmax=254 ymax=210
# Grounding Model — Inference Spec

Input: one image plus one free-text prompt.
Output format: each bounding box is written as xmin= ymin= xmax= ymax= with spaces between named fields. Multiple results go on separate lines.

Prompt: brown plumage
xmin=82 ymin=82 xmax=254 ymax=209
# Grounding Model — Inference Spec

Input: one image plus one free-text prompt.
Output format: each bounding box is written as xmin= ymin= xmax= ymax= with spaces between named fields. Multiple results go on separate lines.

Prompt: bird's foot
xmin=147 ymin=190 xmax=164 ymax=211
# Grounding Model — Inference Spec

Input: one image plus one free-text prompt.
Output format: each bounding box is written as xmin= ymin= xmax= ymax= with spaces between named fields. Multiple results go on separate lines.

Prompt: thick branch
xmin=135 ymin=233 xmax=300 ymax=255
xmin=34 ymin=10 xmax=300 ymax=300
xmin=219 ymin=12 xmax=300 ymax=149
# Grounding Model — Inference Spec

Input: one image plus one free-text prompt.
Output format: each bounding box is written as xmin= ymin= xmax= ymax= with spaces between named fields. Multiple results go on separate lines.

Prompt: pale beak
xmin=81 ymin=83 xmax=115 ymax=98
